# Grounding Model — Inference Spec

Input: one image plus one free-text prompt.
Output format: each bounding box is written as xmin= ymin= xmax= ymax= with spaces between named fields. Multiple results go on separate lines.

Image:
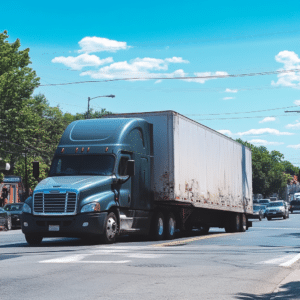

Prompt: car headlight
xmin=81 ymin=202 xmax=101 ymax=213
xmin=22 ymin=203 xmax=32 ymax=214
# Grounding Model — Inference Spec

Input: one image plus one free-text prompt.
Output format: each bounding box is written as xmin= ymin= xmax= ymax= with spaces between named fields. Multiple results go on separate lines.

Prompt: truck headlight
xmin=81 ymin=203 xmax=101 ymax=213
xmin=22 ymin=203 xmax=32 ymax=214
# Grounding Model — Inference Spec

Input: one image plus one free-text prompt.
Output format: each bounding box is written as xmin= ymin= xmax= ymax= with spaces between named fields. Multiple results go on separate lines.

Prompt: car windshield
xmin=259 ymin=200 xmax=269 ymax=204
xmin=268 ymin=202 xmax=284 ymax=207
xmin=49 ymin=155 xmax=115 ymax=176
xmin=253 ymin=205 xmax=261 ymax=211
xmin=291 ymin=200 xmax=300 ymax=205
xmin=4 ymin=204 xmax=23 ymax=211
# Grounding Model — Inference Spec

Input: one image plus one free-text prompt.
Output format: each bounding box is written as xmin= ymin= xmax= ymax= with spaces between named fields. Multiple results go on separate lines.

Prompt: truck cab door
xmin=117 ymin=155 xmax=131 ymax=208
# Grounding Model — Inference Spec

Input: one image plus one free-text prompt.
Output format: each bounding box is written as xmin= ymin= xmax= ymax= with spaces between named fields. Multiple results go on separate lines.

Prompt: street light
xmin=87 ymin=94 xmax=115 ymax=119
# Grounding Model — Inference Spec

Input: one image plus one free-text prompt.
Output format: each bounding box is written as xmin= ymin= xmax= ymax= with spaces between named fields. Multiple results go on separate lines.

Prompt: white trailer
xmin=109 ymin=110 xmax=253 ymax=233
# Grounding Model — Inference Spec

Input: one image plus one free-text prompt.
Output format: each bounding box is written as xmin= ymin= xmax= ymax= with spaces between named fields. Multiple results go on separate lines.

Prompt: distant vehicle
xmin=250 ymin=205 xmax=264 ymax=221
xmin=290 ymin=200 xmax=300 ymax=213
xmin=0 ymin=207 xmax=12 ymax=230
xmin=265 ymin=201 xmax=286 ymax=220
xmin=253 ymin=199 xmax=259 ymax=204
xmin=3 ymin=203 xmax=24 ymax=228
xmin=259 ymin=205 xmax=267 ymax=218
xmin=258 ymin=199 xmax=270 ymax=206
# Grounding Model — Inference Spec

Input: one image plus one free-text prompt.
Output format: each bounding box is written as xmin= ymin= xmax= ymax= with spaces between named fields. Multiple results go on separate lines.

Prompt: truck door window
xmin=119 ymin=157 xmax=129 ymax=176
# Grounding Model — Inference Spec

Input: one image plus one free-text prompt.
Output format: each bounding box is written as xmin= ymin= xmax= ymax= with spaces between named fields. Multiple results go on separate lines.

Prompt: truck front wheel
xmin=25 ymin=234 xmax=43 ymax=246
xmin=102 ymin=212 xmax=118 ymax=244
xmin=151 ymin=211 xmax=165 ymax=240
xmin=165 ymin=212 xmax=176 ymax=240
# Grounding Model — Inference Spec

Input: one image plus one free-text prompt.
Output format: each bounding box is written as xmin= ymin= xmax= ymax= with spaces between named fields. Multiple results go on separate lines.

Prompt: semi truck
xmin=21 ymin=111 xmax=253 ymax=245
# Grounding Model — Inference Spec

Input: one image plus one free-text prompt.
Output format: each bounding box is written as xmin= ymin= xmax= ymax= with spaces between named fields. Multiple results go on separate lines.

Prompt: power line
xmin=39 ymin=68 xmax=300 ymax=87
xmin=187 ymin=105 xmax=300 ymax=116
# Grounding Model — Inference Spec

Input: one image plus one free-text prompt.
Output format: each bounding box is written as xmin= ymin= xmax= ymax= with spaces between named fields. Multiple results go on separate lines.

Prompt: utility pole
xmin=87 ymin=94 xmax=115 ymax=119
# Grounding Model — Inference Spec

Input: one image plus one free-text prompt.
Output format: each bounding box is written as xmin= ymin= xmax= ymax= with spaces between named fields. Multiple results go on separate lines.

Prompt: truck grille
xmin=33 ymin=192 xmax=77 ymax=215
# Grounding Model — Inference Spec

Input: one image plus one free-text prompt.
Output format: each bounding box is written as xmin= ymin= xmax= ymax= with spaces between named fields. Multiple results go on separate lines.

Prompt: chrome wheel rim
xmin=158 ymin=218 xmax=164 ymax=236
xmin=106 ymin=217 xmax=117 ymax=239
xmin=169 ymin=218 xmax=175 ymax=236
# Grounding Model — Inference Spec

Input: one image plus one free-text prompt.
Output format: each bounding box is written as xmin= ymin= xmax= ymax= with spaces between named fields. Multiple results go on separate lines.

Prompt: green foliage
xmin=236 ymin=139 xmax=296 ymax=197
xmin=0 ymin=31 xmax=40 ymax=159
xmin=14 ymin=156 xmax=49 ymax=191
xmin=0 ymin=172 xmax=3 ymax=183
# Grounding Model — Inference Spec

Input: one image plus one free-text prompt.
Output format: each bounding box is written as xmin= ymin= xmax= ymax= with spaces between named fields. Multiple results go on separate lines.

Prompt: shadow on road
xmin=235 ymin=281 xmax=300 ymax=299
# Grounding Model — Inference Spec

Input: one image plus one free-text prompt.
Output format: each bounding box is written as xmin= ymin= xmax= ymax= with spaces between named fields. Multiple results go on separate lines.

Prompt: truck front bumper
xmin=21 ymin=212 xmax=108 ymax=238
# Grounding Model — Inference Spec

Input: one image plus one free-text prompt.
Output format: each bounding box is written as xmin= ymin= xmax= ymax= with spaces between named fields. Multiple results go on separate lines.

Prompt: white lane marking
xmin=280 ymin=253 xmax=300 ymax=267
xmin=258 ymin=253 xmax=300 ymax=267
xmin=40 ymin=254 xmax=131 ymax=264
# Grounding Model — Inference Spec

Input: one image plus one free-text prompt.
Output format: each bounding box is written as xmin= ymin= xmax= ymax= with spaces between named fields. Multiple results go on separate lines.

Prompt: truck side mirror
xmin=127 ymin=160 xmax=135 ymax=176
xmin=33 ymin=161 xmax=39 ymax=179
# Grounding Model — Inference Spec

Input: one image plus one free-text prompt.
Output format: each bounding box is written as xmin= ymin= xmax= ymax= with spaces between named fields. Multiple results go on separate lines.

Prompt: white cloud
xmin=165 ymin=57 xmax=189 ymax=64
xmin=272 ymin=50 xmax=300 ymax=89
xmin=287 ymin=144 xmax=300 ymax=149
xmin=222 ymin=97 xmax=234 ymax=100
xmin=286 ymin=121 xmax=300 ymax=129
xmin=236 ymin=128 xmax=294 ymax=136
xmin=184 ymin=71 xmax=229 ymax=84
xmin=294 ymin=100 xmax=300 ymax=106
xmin=225 ymin=88 xmax=238 ymax=93
xmin=247 ymin=139 xmax=284 ymax=146
xmin=259 ymin=117 xmax=276 ymax=123
xmin=218 ymin=130 xmax=232 ymax=136
xmin=51 ymin=54 xmax=113 ymax=70
xmin=78 ymin=37 xmax=130 ymax=53
xmin=80 ymin=58 xmax=188 ymax=80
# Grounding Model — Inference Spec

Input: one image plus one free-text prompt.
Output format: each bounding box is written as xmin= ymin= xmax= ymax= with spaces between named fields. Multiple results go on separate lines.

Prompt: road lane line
xmin=280 ymin=253 xmax=300 ymax=267
xmin=152 ymin=233 xmax=237 ymax=247
xmin=258 ymin=254 xmax=295 ymax=265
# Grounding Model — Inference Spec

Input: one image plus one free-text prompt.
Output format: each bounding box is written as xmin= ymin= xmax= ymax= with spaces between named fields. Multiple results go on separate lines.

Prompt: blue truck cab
xmin=22 ymin=118 xmax=154 ymax=245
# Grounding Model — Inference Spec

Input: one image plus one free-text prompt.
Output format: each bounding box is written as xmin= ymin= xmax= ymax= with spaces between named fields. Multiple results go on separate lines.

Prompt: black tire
xmin=291 ymin=210 xmax=293 ymax=214
xmin=25 ymin=234 xmax=43 ymax=246
xmin=259 ymin=215 xmax=262 ymax=221
xmin=164 ymin=212 xmax=176 ymax=240
xmin=240 ymin=214 xmax=247 ymax=232
xmin=102 ymin=212 xmax=118 ymax=244
xmin=283 ymin=215 xmax=286 ymax=219
xmin=151 ymin=211 xmax=165 ymax=240
xmin=267 ymin=217 xmax=272 ymax=221
xmin=5 ymin=216 xmax=12 ymax=231
xmin=225 ymin=213 xmax=241 ymax=233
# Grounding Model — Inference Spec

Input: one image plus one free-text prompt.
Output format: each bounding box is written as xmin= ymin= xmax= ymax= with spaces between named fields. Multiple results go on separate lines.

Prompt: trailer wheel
xmin=165 ymin=212 xmax=176 ymax=240
xmin=225 ymin=213 xmax=241 ymax=233
xmin=25 ymin=234 xmax=43 ymax=246
xmin=267 ymin=217 xmax=272 ymax=221
xmin=151 ymin=211 xmax=165 ymax=240
xmin=102 ymin=212 xmax=118 ymax=244
xmin=240 ymin=214 xmax=247 ymax=232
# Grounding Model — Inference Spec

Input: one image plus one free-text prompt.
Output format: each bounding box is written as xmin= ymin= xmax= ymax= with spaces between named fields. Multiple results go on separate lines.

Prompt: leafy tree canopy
xmin=236 ymin=139 xmax=297 ymax=197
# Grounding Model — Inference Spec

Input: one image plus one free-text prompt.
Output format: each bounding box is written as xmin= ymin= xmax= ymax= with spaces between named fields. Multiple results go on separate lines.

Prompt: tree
xmin=0 ymin=31 xmax=40 ymax=165
xmin=236 ymin=139 xmax=293 ymax=197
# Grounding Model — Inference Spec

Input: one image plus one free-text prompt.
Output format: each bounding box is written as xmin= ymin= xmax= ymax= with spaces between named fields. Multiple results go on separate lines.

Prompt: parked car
xmin=3 ymin=203 xmax=24 ymax=228
xmin=259 ymin=205 xmax=267 ymax=218
xmin=289 ymin=200 xmax=300 ymax=213
xmin=258 ymin=199 xmax=270 ymax=206
xmin=0 ymin=207 xmax=12 ymax=230
xmin=265 ymin=201 xmax=287 ymax=220
xmin=251 ymin=205 xmax=264 ymax=221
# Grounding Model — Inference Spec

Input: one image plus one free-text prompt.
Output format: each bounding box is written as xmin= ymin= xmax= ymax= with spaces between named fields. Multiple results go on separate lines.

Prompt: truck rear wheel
xmin=102 ymin=212 xmax=118 ymax=244
xmin=240 ymin=214 xmax=247 ymax=232
xmin=225 ymin=213 xmax=241 ymax=233
xmin=165 ymin=212 xmax=176 ymax=240
xmin=151 ymin=211 xmax=165 ymax=240
xmin=25 ymin=234 xmax=43 ymax=246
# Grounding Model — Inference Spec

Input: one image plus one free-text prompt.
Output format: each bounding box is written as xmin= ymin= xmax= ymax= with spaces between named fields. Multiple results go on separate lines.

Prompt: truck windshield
xmin=49 ymin=155 xmax=115 ymax=176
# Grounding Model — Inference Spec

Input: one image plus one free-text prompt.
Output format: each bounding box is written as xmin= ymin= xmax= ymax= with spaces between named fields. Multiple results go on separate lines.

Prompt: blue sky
xmin=2 ymin=1 xmax=300 ymax=166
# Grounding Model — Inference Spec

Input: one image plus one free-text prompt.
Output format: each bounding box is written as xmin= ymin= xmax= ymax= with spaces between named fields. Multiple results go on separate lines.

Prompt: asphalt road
xmin=1 ymin=213 xmax=300 ymax=300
